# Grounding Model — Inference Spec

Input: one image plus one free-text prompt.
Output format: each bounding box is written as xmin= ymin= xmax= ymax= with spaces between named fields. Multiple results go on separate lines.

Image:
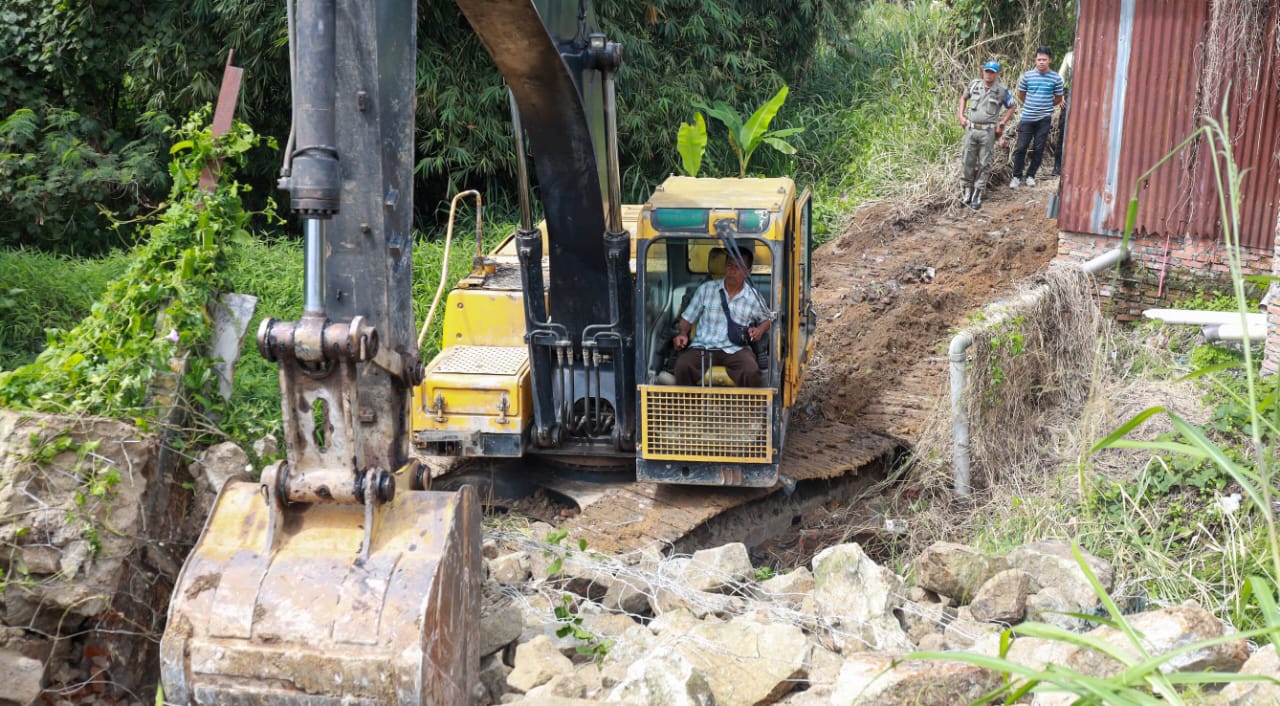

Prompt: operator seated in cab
xmin=672 ymin=246 xmax=771 ymax=387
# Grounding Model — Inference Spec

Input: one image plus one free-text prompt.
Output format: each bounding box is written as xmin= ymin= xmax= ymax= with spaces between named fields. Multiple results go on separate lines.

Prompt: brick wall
xmin=1054 ymin=231 xmax=1271 ymax=323
xmin=1265 ymin=232 xmax=1280 ymax=375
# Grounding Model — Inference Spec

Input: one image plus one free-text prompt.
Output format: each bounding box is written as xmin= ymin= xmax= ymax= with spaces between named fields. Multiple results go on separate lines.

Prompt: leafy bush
xmin=0 ymin=110 xmax=274 ymax=423
xmin=0 ymin=108 xmax=172 ymax=254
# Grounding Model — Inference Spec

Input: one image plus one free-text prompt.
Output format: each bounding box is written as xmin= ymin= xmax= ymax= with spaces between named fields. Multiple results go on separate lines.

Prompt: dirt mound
xmin=802 ymin=182 xmax=1061 ymax=439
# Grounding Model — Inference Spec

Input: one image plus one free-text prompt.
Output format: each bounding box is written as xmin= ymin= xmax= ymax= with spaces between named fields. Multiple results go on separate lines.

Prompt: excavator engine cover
xmin=160 ymin=480 xmax=481 ymax=704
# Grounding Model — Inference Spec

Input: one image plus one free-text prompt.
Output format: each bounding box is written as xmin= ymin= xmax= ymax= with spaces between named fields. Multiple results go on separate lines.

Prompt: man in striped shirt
xmin=1009 ymin=46 xmax=1065 ymax=188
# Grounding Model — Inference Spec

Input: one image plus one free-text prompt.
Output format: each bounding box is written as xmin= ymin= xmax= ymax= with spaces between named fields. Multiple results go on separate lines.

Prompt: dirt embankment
xmin=801 ymin=183 xmax=1061 ymax=442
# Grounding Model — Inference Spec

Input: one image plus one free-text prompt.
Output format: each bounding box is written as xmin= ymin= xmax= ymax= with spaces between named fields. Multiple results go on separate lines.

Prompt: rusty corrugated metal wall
xmin=1060 ymin=0 xmax=1280 ymax=249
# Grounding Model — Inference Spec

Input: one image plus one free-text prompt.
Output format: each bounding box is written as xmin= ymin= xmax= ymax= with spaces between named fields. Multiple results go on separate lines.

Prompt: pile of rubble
xmin=476 ymin=528 xmax=1279 ymax=706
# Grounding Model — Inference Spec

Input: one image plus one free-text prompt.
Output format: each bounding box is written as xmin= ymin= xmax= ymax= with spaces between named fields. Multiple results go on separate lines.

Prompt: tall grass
xmin=793 ymin=2 xmax=963 ymax=241
xmin=0 ymin=250 xmax=130 ymax=369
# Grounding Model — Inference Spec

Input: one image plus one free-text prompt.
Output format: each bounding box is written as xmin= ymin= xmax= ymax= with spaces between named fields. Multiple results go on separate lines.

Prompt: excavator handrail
xmin=417 ymin=189 xmax=483 ymax=348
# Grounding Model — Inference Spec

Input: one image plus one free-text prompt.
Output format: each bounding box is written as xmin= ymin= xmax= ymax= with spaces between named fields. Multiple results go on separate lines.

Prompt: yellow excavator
xmin=160 ymin=0 xmax=815 ymax=702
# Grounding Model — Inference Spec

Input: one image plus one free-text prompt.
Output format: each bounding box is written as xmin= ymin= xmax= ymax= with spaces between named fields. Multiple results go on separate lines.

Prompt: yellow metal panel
xmin=639 ymin=384 xmax=773 ymax=463
xmin=784 ymin=188 xmax=812 ymax=407
xmin=647 ymin=176 xmax=795 ymax=211
xmin=441 ymin=290 xmax=527 ymax=347
xmin=412 ymin=346 xmax=531 ymax=435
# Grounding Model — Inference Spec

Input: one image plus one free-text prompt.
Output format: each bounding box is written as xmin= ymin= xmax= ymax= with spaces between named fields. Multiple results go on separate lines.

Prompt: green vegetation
xmin=691 ymin=85 xmax=802 ymax=178
xmin=910 ymin=108 xmax=1280 ymax=702
xmin=0 ymin=111 xmax=271 ymax=428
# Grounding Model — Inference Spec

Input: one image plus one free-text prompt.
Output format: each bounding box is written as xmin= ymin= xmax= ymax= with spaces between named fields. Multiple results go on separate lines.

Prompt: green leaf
xmin=676 ymin=113 xmax=707 ymax=177
xmin=740 ymin=85 xmax=790 ymax=155
xmin=761 ymin=136 xmax=797 ymax=155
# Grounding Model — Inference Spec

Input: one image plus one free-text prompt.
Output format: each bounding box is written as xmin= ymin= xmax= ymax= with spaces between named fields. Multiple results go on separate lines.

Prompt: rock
xmin=1025 ymin=585 xmax=1087 ymax=631
xmin=675 ymin=617 xmax=809 ymax=706
xmin=597 ymin=625 xmax=656 ymax=689
xmin=0 ymin=412 xmax=182 ymax=701
xmin=969 ymin=569 xmax=1030 ymax=624
xmin=1011 ymin=603 xmax=1250 ymax=706
xmin=526 ymin=672 xmax=589 ymax=699
xmin=648 ymin=607 xmax=710 ymax=637
xmin=191 ymin=441 xmax=249 ymax=493
xmin=681 ymin=543 xmax=754 ymax=593
xmin=504 ymin=696 xmax=623 ymax=706
xmin=0 ymin=648 xmax=43 ymax=706
xmin=896 ymin=599 xmax=954 ymax=644
xmin=774 ymin=685 xmax=833 ymax=706
xmin=831 ymin=653 xmax=1002 ymax=706
xmin=508 ymin=635 xmax=575 ymax=693
xmin=812 ymin=543 xmax=911 ymax=651
xmin=806 ymin=644 xmax=846 ymax=689
xmin=18 ymin=545 xmax=61 ymax=576
xmin=759 ymin=567 xmax=815 ymax=606
xmin=942 ymin=606 xmax=998 ymax=650
xmin=601 ymin=573 xmax=653 ymax=615
xmin=1214 ymin=643 xmax=1280 ymax=705
xmin=482 ymin=539 xmax=501 ymax=560
xmin=916 ymin=633 xmax=946 ymax=652
xmin=480 ymin=593 xmax=525 ymax=658
xmin=1007 ymin=542 xmax=1113 ymax=612
xmin=480 ymin=653 xmax=514 ymax=703
xmin=608 ymin=651 xmax=716 ymax=706
xmin=252 ymin=433 xmax=279 ymax=461
xmin=492 ymin=552 xmax=533 ymax=585
xmin=913 ymin=542 xmax=1007 ymax=603
xmin=649 ymin=559 xmax=741 ymax=618
xmin=1067 ymin=604 xmax=1249 ymax=676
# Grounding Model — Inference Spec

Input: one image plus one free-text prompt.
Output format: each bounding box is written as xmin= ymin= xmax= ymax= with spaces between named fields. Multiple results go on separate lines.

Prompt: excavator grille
xmin=639 ymin=385 xmax=773 ymax=462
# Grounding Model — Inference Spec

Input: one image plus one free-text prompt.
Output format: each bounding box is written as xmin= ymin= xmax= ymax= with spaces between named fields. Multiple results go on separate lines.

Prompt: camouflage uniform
xmin=961 ymin=78 xmax=1013 ymax=197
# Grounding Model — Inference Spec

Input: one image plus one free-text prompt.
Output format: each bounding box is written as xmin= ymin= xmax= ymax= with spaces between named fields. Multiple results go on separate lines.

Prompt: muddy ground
xmin=800 ymin=180 xmax=1060 ymax=439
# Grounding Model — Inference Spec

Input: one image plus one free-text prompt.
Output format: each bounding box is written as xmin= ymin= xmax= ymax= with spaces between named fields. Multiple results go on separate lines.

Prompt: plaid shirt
xmin=681 ymin=279 xmax=769 ymax=354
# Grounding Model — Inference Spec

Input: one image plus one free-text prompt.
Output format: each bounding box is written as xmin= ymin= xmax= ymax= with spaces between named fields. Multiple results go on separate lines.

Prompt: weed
xmin=542 ymin=528 xmax=613 ymax=665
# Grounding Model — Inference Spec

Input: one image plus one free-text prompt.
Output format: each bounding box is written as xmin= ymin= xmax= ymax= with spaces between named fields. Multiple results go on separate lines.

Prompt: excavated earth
xmin=802 ymin=182 xmax=1059 ymax=439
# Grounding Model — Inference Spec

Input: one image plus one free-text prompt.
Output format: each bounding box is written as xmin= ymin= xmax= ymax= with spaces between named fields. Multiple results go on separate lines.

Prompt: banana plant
xmin=677 ymin=112 xmax=707 ymax=177
xmin=692 ymin=85 xmax=803 ymax=178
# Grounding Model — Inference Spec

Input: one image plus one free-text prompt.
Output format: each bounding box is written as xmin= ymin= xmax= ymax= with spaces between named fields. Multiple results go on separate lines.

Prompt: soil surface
xmin=800 ymin=180 xmax=1061 ymax=442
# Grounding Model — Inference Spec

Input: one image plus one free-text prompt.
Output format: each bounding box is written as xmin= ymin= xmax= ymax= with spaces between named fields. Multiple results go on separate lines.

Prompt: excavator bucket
xmin=160 ymin=480 xmax=481 ymax=704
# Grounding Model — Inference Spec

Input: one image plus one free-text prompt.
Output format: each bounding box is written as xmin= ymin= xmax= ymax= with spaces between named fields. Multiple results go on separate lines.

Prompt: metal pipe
xmin=949 ymin=332 xmax=974 ymax=496
xmin=603 ymin=67 xmax=623 ymax=233
xmin=417 ymin=190 xmax=482 ymax=348
xmin=303 ymin=218 xmax=326 ymax=315
xmin=509 ymin=90 xmax=534 ymax=232
xmin=289 ymin=0 xmax=340 ymax=216
xmin=948 ymin=246 xmax=1129 ymax=495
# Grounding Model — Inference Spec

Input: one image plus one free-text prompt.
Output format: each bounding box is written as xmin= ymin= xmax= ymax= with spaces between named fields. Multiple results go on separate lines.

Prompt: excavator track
xmin=429 ymin=421 xmax=904 ymax=555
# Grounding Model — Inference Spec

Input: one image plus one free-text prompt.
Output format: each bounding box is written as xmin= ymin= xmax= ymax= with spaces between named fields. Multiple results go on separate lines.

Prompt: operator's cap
xmin=983 ymin=60 xmax=1000 ymax=73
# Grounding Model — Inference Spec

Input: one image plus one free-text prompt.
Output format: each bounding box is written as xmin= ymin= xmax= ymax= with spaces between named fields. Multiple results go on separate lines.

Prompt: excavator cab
xmin=632 ymin=176 xmax=813 ymax=486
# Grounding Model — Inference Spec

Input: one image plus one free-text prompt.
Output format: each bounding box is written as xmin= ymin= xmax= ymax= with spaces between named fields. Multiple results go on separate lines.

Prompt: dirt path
xmin=799 ymin=179 xmax=1061 ymax=445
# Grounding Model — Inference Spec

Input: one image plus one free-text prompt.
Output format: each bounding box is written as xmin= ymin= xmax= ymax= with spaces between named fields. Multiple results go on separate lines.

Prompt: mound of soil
xmin=802 ymin=182 xmax=1061 ymax=439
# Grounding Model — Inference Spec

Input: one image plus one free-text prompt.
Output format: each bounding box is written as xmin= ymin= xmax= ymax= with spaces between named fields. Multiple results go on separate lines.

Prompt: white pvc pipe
xmin=949 ymin=246 xmax=1128 ymax=495
xmin=1202 ymin=322 xmax=1266 ymax=342
xmin=1144 ymin=308 xmax=1264 ymax=327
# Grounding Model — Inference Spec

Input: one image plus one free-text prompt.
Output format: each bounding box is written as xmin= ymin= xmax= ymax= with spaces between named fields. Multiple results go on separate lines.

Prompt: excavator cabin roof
xmin=638 ymin=176 xmax=797 ymax=243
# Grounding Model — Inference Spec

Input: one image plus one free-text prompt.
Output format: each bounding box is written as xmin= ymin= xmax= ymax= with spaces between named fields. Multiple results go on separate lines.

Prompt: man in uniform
xmin=958 ymin=60 xmax=1017 ymax=210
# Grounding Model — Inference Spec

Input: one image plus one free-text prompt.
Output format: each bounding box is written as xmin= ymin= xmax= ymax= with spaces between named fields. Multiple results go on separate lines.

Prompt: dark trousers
xmin=675 ymin=347 xmax=762 ymax=387
xmin=1011 ymin=115 xmax=1053 ymax=179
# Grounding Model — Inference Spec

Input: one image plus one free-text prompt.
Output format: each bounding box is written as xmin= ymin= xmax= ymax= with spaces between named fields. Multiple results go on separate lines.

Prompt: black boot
xmin=969 ymin=188 xmax=983 ymax=210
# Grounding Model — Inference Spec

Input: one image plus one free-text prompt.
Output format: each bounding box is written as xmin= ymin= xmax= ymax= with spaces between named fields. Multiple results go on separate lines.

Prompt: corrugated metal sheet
xmin=1060 ymin=0 xmax=1280 ymax=250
